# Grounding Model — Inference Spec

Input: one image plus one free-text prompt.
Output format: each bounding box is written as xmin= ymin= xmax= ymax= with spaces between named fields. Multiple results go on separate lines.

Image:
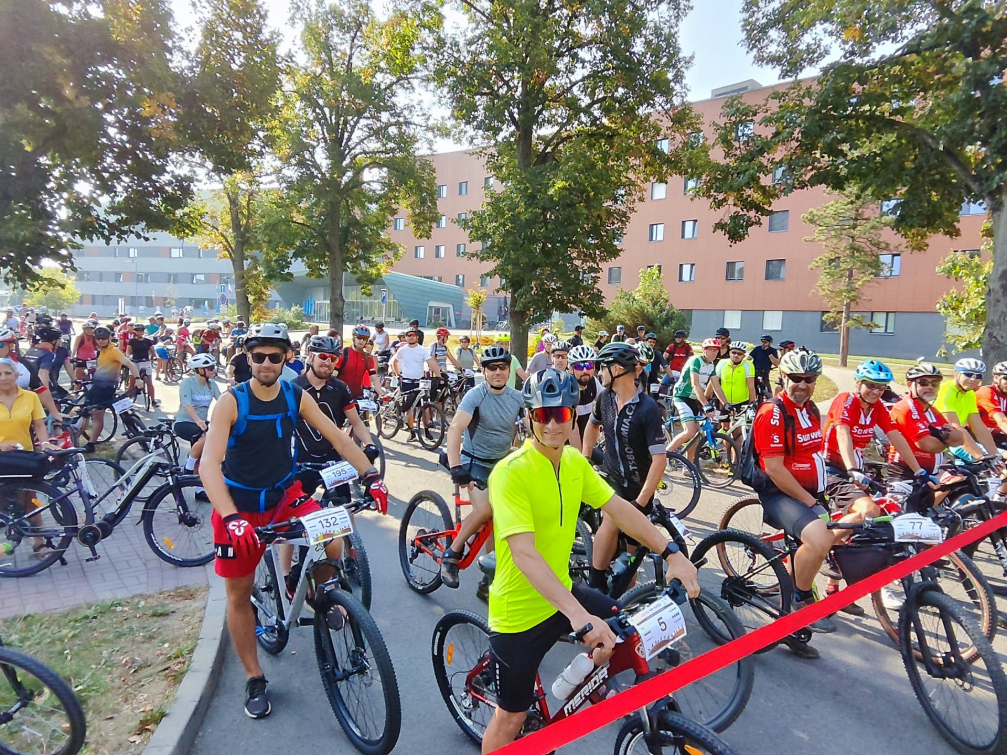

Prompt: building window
xmin=414 ymin=245 xmax=425 ymax=259
xmin=877 ymin=253 xmax=901 ymax=277
xmin=960 ymin=199 xmax=987 ymax=216
xmin=457 ymin=212 xmax=467 ymax=221
xmin=455 ymin=274 xmax=465 ymax=287
xmin=393 ymin=217 xmax=405 ymax=231
xmin=646 ymin=264 xmax=662 ymax=274
xmin=436 ymin=215 xmax=446 ymax=228
xmin=651 ymin=182 xmax=667 ymax=200
xmin=136 ymin=273 xmax=150 ymax=283
xmin=435 ymin=245 xmax=445 ymax=258
xmin=128 ymin=247 xmax=138 ymax=258
xmin=458 ymin=181 xmax=468 ymax=196
xmin=679 ymin=263 xmax=695 ymax=282
xmin=684 ymin=177 xmax=700 ymax=194
xmin=681 ymin=220 xmax=698 ymax=239
xmin=880 ymin=199 xmax=902 ymax=217
xmin=78 ymin=272 xmax=91 ymax=282
xmin=820 ymin=313 xmax=838 ymax=333
xmin=726 ymin=261 xmax=744 ymax=281
xmin=687 ymin=131 xmax=704 ymax=147
xmin=480 ymin=275 xmax=491 ymax=288
xmin=768 ymin=210 xmax=789 ymax=232
xmin=871 ymin=312 xmax=896 ymax=334
xmin=771 ymin=167 xmax=788 ymax=185
xmin=168 ymin=274 xmax=179 ymax=284
xmin=192 ymin=273 xmax=206 ymax=284
xmin=170 ymin=247 xmax=183 ymax=258
xmin=656 ymin=138 xmax=669 ymax=153
xmin=735 ymin=120 xmax=754 ymax=141
xmin=723 ymin=310 xmax=742 ymax=330
xmin=114 ymin=272 xmax=124 ymax=283
xmin=608 ymin=267 xmax=622 ymax=285
xmin=765 ymin=259 xmax=786 ymax=280
xmin=437 ymin=184 xmax=447 ymax=198
xmin=484 ymin=176 xmax=494 ymax=188
xmin=763 ymin=310 xmax=783 ymax=331
xmin=456 ymin=243 xmax=466 ymax=257
xmin=648 ymin=223 xmax=665 ymax=242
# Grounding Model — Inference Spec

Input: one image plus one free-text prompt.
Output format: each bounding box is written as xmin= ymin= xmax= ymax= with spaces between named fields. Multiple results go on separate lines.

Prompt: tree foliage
xmin=436 ymin=0 xmax=699 ymax=363
xmin=262 ymin=0 xmax=440 ymax=331
xmin=586 ymin=266 xmax=688 ymax=347
xmin=937 ymin=226 xmax=993 ymax=355
xmin=465 ymin=287 xmax=488 ymax=332
xmin=0 ymin=0 xmax=195 ymax=288
xmin=693 ymin=0 xmax=1007 ymax=360
xmin=21 ymin=269 xmax=80 ymax=312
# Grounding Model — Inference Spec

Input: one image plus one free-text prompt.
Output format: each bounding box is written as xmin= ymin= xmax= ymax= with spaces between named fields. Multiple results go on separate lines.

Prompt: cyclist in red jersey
xmin=887 ymin=361 xmax=964 ymax=482
xmin=751 ymin=349 xmax=835 ymax=654
xmin=976 ymin=361 xmax=1007 ymax=445
xmin=339 ymin=325 xmax=379 ymax=399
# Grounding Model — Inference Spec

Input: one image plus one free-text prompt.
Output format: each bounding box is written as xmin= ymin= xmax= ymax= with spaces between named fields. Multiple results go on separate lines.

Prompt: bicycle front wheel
xmin=0 ymin=482 xmax=77 ymax=578
xmin=431 ymin=610 xmax=495 ymax=745
xmin=694 ymin=432 xmax=740 ymax=489
xmin=415 ymin=402 xmax=446 ymax=450
xmin=900 ymin=590 xmax=1007 ymax=755
xmin=142 ymin=477 xmax=213 ymax=567
xmin=251 ymin=549 xmax=288 ymax=655
xmin=398 ymin=491 xmax=453 ymax=593
xmin=660 ymin=451 xmax=702 ymax=520
xmin=344 ymin=532 xmax=372 ymax=611
xmin=314 ymin=589 xmax=401 ymax=755
xmin=615 ymin=711 xmax=740 ymax=755
xmin=0 ymin=644 xmax=87 ymax=755
xmin=79 ymin=407 xmax=116 ymax=445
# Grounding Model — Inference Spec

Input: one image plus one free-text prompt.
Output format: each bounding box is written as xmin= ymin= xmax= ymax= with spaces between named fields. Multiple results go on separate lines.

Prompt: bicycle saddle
xmin=438 ymin=450 xmax=450 ymax=471
xmin=477 ymin=552 xmax=496 ymax=578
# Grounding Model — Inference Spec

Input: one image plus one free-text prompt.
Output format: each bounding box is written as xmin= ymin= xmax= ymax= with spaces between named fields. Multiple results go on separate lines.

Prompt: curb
xmin=143 ymin=565 xmax=228 ymax=755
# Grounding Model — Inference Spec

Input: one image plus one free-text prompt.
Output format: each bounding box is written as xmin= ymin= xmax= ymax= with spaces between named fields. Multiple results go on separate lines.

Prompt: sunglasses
xmin=860 ymin=381 xmax=888 ymax=392
xmin=314 ymin=352 xmax=339 ymax=363
xmin=961 ymin=371 xmax=984 ymax=380
xmin=572 ymin=362 xmax=595 ymax=371
xmin=354 ymin=335 xmax=368 ymax=340
xmin=201 ymin=364 xmax=218 ymax=371
xmin=914 ymin=378 xmax=943 ymax=388
xmin=484 ymin=363 xmax=509 ymax=372
xmin=787 ymin=375 xmax=818 ymax=384
xmin=530 ymin=406 xmax=574 ymax=425
xmin=250 ymin=352 xmax=285 ymax=364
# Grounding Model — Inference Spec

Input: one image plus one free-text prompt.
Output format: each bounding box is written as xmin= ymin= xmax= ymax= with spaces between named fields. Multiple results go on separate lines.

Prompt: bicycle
xmin=662 ymin=403 xmax=740 ymax=490
xmin=431 ymin=580 xmax=751 ymax=751
xmin=0 ymin=635 xmax=86 ymax=755
xmin=250 ymin=510 xmax=401 ymax=755
xmin=376 ymin=376 xmax=446 ymax=451
xmin=0 ymin=446 xmax=213 ymax=577
xmin=349 ymin=389 xmax=387 ymax=478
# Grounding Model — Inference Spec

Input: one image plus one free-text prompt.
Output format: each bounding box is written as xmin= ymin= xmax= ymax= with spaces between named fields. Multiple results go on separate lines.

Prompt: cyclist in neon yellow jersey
xmin=936 ymin=358 xmax=1005 ymax=463
xmin=715 ymin=342 xmax=755 ymax=407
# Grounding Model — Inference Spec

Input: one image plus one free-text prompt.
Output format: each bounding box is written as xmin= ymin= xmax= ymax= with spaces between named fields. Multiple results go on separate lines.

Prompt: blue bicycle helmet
xmin=522 ymin=368 xmax=580 ymax=409
xmin=854 ymin=359 xmax=894 ymax=384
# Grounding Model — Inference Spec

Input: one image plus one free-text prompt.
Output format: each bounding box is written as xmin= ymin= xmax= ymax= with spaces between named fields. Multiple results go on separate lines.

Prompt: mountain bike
xmin=376 ymin=377 xmax=446 ymax=451
xmin=251 ymin=511 xmax=400 ymax=755
xmin=662 ymin=406 xmax=740 ymax=489
xmin=431 ymin=580 xmax=750 ymax=751
xmin=0 ymin=636 xmax=86 ymax=755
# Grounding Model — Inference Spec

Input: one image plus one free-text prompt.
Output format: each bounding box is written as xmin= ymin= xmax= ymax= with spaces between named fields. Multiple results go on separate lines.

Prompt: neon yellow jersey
xmin=487 ymin=440 xmax=614 ymax=633
xmin=715 ymin=359 xmax=754 ymax=404
xmin=935 ymin=381 xmax=979 ymax=425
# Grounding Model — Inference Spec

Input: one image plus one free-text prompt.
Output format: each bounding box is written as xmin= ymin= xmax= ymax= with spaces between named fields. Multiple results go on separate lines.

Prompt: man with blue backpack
xmin=200 ymin=323 xmax=389 ymax=720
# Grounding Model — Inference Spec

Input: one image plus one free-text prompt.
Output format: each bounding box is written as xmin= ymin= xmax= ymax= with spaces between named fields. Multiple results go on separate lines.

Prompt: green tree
xmin=586 ymin=266 xmax=687 ymax=348
xmin=262 ymin=0 xmax=440 ymax=331
xmin=937 ymin=238 xmax=992 ymax=355
xmin=0 ymin=0 xmax=195 ymax=288
xmin=437 ymin=0 xmax=699 ymax=364
xmin=22 ymin=269 xmax=80 ymax=313
xmin=465 ymin=287 xmax=488 ymax=334
xmin=179 ymin=0 xmax=281 ymax=324
xmin=693 ymin=1 xmax=1007 ymax=361
xmin=804 ymin=191 xmax=898 ymax=366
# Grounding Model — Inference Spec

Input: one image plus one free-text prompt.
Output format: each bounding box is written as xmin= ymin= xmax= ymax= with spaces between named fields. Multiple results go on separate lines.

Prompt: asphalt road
xmin=189 ymin=434 xmax=1007 ymax=755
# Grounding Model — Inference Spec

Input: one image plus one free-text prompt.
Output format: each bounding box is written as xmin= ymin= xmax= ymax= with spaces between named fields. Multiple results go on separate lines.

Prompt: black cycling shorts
xmin=759 ymin=487 xmax=827 ymax=541
xmin=86 ymin=384 xmax=116 ymax=409
xmin=489 ymin=582 xmax=619 ymax=713
xmin=173 ymin=420 xmax=205 ymax=444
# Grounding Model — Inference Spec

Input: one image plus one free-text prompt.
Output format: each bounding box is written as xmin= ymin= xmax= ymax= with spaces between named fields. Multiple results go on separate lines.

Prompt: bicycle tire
xmin=251 ymin=549 xmax=288 ymax=655
xmin=660 ymin=451 xmax=702 ymax=520
xmin=313 ymin=589 xmax=401 ymax=755
xmin=0 ymin=481 xmax=77 ymax=578
xmin=78 ymin=458 xmax=127 ymax=521
xmin=114 ymin=434 xmax=158 ymax=467
xmin=78 ymin=406 xmax=117 ymax=445
xmin=431 ymin=610 xmax=494 ymax=745
xmin=398 ymin=491 xmax=453 ymax=593
xmin=372 ymin=435 xmax=386 ymax=479
xmin=694 ymin=432 xmax=740 ymax=489
xmin=614 ymin=710 xmax=741 ymax=755
xmin=377 ymin=405 xmax=400 ymax=440
xmin=344 ymin=531 xmax=372 ymax=611
xmin=570 ymin=517 xmax=593 ymax=581
xmin=415 ymin=402 xmax=446 ymax=451
xmin=142 ymin=477 xmax=214 ymax=567
xmin=719 ymin=496 xmax=778 ymax=542
xmin=0 ymin=644 xmax=87 ymax=755
xmin=619 ymin=584 xmax=753 ymax=732
xmin=900 ymin=590 xmax=1007 ymax=755
xmin=691 ymin=528 xmax=793 ymax=651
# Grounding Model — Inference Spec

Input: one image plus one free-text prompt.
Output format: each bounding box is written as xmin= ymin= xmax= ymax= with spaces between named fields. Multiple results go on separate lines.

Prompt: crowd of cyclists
xmin=4 ymin=308 xmax=1007 ymax=755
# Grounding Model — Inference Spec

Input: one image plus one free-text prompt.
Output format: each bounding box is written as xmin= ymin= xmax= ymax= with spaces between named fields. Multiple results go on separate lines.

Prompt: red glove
xmin=362 ymin=471 xmax=389 ymax=514
xmin=222 ymin=514 xmax=260 ymax=558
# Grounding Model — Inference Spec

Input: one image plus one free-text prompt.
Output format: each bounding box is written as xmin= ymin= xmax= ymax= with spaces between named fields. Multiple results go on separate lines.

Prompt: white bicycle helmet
xmin=190 ymin=353 xmax=217 ymax=370
xmin=906 ymin=358 xmax=943 ymax=381
xmin=568 ymin=344 xmax=597 ymax=364
xmin=729 ymin=341 xmax=751 ymax=354
xmin=954 ymin=357 xmax=986 ymax=375
xmin=83 ymin=319 xmax=99 ymax=329
xmin=993 ymin=361 xmax=1007 ymax=377
xmin=779 ymin=348 xmax=823 ymax=375
xmin=542 ymin=334 xmax=558 ymax=344
xmin=0 ymin=328 xmax=16 ymax=343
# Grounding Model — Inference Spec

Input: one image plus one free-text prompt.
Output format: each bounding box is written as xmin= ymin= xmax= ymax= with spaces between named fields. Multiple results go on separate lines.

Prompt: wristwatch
xmin=660 ymin=541 xmax=681 ymax=561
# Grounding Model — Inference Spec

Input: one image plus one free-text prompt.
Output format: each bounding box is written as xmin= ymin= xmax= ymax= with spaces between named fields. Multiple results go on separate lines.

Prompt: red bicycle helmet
xmin=436 ymin=327 xmax=450 ymax=337
xmin=701 ymin=338 xmax=720 ymax=350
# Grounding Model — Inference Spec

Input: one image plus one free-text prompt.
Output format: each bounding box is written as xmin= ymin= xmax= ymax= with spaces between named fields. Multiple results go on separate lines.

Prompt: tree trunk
xmin=327 ymin=201 xmax=346 ymax=333
xmin=510 ymin=308 xmax=530 ymax=369
xmin=984 ymin=186 xmax=1007 ymax=365
xmin=839 ymin=292 xmax=852 ymax=368
xmin=227 ymin=191 xmax=252 ymax=324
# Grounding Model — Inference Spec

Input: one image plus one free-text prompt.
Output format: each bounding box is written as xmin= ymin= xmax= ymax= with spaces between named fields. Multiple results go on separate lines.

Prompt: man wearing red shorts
xmin=200 ymin=323 xmax=389 ymax=719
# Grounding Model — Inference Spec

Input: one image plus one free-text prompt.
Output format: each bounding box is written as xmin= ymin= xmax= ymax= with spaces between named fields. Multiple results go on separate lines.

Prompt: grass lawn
xmin=0 ymin=585 xmax=207 ymax=754
xmin=812 ymin=373 xmax=839 ymax=404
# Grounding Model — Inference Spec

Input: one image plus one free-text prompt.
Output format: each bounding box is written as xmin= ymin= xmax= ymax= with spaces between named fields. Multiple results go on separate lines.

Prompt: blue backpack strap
xmin=228 ymin=383 xmax=250 ymax=447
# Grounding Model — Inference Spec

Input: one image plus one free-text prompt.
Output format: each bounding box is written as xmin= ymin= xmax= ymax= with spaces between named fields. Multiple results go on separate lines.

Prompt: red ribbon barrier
xmin=497 ymin=510 xmax=1007 ymax=754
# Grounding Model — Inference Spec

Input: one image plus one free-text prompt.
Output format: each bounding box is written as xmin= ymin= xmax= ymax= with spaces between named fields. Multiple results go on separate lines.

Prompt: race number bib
xmin=891 ymin=513 xmax=943 ymax=544
xmin=388 ymin=377 xmax=399 ymax=388
xmin=419 ymin=379 xmax=432 ymax=391
xmin=463 ymin=369 xmax=474 ymax=377
xmin=299 ymin=506 xmax=354 ymax=554
xmin=319 ymin=460 xmax=358 ymax=491
xmin=649 ymin=383 xmax=660 ymax=394
xmin=627 ymin=594 xmax=687 ymax=659
xmin=356 ymin=399 xmax=378 ymax=412
xmin=666 ymin=513 xmax=692 ymax=541
xmin=112 ymin=397 xmax=134 ymax=414
xmin=86 ymin=359 xmax=97 ymax=370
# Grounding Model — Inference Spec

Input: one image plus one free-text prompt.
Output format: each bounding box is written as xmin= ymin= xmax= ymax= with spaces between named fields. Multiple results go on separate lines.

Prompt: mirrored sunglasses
xmin=530 ymin=406 xmax=574 ymax=425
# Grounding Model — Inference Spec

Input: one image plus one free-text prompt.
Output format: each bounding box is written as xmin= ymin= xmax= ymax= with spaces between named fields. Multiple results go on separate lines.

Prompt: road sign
xmin=380 ymin=288 xmax=387 ymax=305
xmin=218 ymin=293 xmax=227 ymax=306
xmin=218 ymin=284 xmax=227 ymax=295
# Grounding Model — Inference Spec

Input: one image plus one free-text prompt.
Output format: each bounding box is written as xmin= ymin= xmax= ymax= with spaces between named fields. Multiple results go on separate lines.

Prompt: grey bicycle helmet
xmin=306 ymin=335 xmax=340 ymax=354
xmin=635 ymin=342 xmax=655 ymax=363
xmin=552 ymin=340 xmax=571 ymax=355
xmin=993 ymin=361 xmax=1007 ymax=377
xmin=597 ymin=342 xmax=640 ymax=369
xmin=778 ymin=348 xmax=823 ymax=376
xmin=244 ymin=323 xmax=291 ymax=349
xmin=481 ymin=345 xmax=511 ymax=366
xmin=523 ymin=368 xmax=580 ymax=409
xmin=905 ymin=358 xmax=943 ymax=381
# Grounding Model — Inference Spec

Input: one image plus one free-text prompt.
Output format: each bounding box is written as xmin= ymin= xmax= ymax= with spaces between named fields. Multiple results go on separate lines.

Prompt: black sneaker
xmin=819 ymin=553 xmax=842 ymax=580
xmin=793 ymin=594 xmax=838 ymax=633
xmin=440 ymin=550 xmax=461 ymax=589
xmin=83 ymin=442 xmax=96 ymax=454
xmin=476 ymin=576 xmax=490 ymax=602
xmin=782 ymin=636 xmax=820 ymax=660
xmin=244 ymin=676 xmax=271 ymax=719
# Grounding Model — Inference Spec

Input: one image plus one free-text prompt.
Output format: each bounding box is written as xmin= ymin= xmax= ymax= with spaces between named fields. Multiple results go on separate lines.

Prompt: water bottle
xmin=551 ymin=653 xmax=595 ymax=699
xmin=610 ymin=551 xmax=633 ymax=578
xmin=1 ymin=543 xmax=13 ymax=555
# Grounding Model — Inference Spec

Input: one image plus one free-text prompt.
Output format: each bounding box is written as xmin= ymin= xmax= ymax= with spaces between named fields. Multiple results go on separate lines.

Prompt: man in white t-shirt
xmin=390 ymin=327 xmax=442 ymax=441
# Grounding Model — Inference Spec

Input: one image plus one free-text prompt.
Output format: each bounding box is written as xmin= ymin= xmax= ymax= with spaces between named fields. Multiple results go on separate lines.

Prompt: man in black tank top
xmin=126 ymin=322 xmax=158 ymax=406
xmin=200 ymin=323 xmax=390 ymax=720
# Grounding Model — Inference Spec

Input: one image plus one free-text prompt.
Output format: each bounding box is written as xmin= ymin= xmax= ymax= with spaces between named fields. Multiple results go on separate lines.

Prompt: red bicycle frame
xmin=409 ymin=486 xmax=494 ymax=571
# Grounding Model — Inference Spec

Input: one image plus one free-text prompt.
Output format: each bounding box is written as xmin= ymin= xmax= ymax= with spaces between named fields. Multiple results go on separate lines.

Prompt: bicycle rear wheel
xmin=251 ymin=549 xmax=288 ymax=655
xmin=660 ymin=451 xmax=702 ymax=520
xmin=398 ymin=491 xmax=453 ymax=593
xmin=431 ymin=610 xmax=495 ymax=745
xmin=614 ymin=711 xmax=740 ymax=755
xmin=694 ymin=432 xmax=740 ymax=489
xmin=900 ymin=590 xmax=1007 ymax=755
xmin=377 ymin=404 xmax=400 ymax=439
xmin=0 ymin=644 xmax=87 ymax=755
xmin=0 ymin=481 xmax=77 ymax=578
xmin=78 ymin=407 xmax=116 ymax=445
xmin=142 ymin=477 xmax=213 ymax=567
xmin=314 ymin=589 xmax=401 ymax=755
xmin=415 ymin=402 xmax=446 ymax=450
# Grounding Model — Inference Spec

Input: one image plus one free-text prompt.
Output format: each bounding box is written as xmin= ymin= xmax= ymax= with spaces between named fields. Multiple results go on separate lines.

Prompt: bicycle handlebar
xmin=564 ymin=579 xmax=687 ymax=645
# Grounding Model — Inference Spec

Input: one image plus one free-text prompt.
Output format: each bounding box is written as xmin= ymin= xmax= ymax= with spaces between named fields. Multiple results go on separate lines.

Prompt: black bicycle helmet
xmin=523 ymin=368 xmax=580 ymax=409
xmin=674 ymin=329 xmax=687 ymax=338
xmin=760 ymin=334 xmax=773 ymax=342
xmin=481 ymin=345 xmax=511 ymax=366
xmin=93 ymin=326 xmax=112 ymax=339
xmin=597 ymin=342 xmax=641 ymax=369
xmin=307 ymin=335 xmax=341 ymax=354
xmin=35 ymin=326 xmax=63 ymax=343
xmin=905 ymin=358 xmax=943 ymax=381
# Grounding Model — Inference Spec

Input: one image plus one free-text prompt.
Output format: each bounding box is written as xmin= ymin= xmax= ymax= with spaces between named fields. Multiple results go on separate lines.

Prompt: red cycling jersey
xmin=887 ymin=396 xmax=949 ymax=474
xmin=339 ymin=347 xmax=373 ymax=398
xmin=822 ymin=392 xmax=895 ymax=471
xmin=664 ymin=342 xmax=694 ymax=374
xmin=975 ymin=385 xmax=1007 ymax=437
xmin=752 ymin=392 xmax=826 ymax=494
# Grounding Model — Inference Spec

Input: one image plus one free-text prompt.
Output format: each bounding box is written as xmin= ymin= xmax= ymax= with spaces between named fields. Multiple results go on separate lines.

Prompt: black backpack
xmin=739 ymin=397 xmax=821 ymax=492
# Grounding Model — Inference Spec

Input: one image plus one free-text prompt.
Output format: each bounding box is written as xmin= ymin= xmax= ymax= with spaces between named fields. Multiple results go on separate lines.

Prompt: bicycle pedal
xmin=297 ymin=616 xmax=315 ymax=627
